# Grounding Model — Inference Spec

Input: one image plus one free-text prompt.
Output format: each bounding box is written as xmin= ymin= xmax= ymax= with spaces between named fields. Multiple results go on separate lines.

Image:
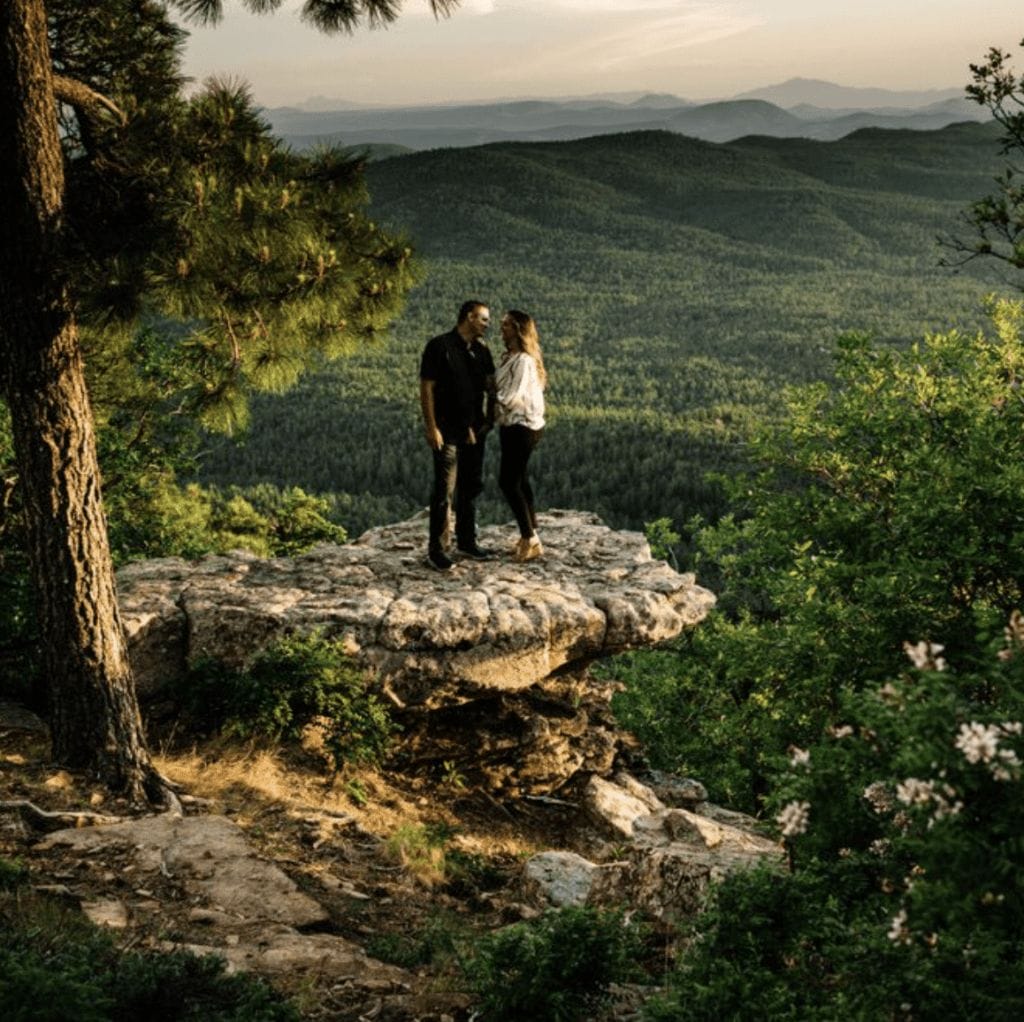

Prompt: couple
xmin=419 ymin=300 xmax=547 ymax=572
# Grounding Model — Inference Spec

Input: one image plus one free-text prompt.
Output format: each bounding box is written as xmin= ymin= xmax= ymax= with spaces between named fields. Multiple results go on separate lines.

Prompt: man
xmin=420 ymin=300 xmax=496 ymax=571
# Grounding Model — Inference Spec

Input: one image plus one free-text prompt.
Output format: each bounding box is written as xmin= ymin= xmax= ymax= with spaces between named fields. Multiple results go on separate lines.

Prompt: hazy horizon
xmin=180 ymin=1 xmax=1022 ymax=109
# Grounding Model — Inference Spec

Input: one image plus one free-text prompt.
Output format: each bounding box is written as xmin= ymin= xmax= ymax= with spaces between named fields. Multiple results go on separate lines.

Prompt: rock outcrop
xmin=522 ymin=772 xmax=783 ymax=920
xmin=119 ymin=510 xmax=715 ymax=796
xmin=120 ymin=509 xmax=714 ymax=702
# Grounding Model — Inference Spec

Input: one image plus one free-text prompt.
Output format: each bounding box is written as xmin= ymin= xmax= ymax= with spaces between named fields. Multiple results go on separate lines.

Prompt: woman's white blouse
xmin=495 ymin=352 xmax=545 ymax=430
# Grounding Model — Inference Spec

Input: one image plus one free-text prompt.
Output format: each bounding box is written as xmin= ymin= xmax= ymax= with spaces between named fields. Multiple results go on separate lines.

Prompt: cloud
xmin=492 ymin=5 xmax=763 ymax=78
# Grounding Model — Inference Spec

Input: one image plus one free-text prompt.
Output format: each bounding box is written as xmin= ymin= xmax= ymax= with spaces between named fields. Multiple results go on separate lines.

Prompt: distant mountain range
xmin=265 ymin=78 xmax=987 ymax=153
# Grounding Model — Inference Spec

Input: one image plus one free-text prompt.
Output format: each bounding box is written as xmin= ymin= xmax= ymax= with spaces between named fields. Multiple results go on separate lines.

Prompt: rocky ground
xmin=0 ymin=699 xmax=657 ymax=1021
xmin=0 ymin=698 xmax=781 ymax=1021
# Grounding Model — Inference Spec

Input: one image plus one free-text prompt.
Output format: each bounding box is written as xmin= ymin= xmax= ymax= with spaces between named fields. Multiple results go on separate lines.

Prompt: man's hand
xmin=425 ymin=425 xmax=444 ymax=450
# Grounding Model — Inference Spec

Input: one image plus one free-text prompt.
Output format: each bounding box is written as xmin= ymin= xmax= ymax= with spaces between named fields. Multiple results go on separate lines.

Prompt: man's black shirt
xmin=420 ymin=328 xmax=495 ymax=443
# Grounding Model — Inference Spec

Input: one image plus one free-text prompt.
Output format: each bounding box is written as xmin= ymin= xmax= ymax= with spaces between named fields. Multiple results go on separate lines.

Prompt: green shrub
xmin=366 ymin=912 xmax=467 ymax=969
xmin=644 ymin=610 xmax=1024 ymax=1019
xmin=0 ymin=891 xmax=298 ymax=1021
xmin=465 ymin=906 xmax=644 ymax=1022
xmin=0 ymin=857 xmax=27 ymax=891
xmin=644 ymin=516 xmax=681 ymax=566
xmin=616 ymin=300 xmax=1024 ymax=812
xmin=177 ymin=632 xmax=397 ymax=768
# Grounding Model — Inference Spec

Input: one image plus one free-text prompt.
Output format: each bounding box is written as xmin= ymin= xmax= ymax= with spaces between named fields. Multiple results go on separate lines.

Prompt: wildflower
xmin=955 ymin=721 xmax=1000 ymax=764
xmin=869 ymin=838 xmax=891 ymax=857
xmin=829 ymin=724 xmax=854 ymax=739
xmin=863 ymin=781 xmax=893 ymax=813
xmin=903 ymin=640 xmax=946 ymax=671
xmin=887 ymin=908 xmax=911 ymax=945
xmin=776 ymin=800 xmax=810 ymax=838
xmin=788 ymin=745 xmax=810 ymax=768
xmin=896 ymin=778 xmax=935 ymax=805
xmin=928 ymin=783 xmax=963 ymax=824
xmin=999 ymin=610 xmax=1024 ymax=660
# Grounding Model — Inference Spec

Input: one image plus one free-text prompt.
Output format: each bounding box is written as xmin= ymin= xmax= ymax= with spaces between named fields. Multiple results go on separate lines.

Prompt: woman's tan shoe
xmin=516 ymin=535 xmax=543 ymax=562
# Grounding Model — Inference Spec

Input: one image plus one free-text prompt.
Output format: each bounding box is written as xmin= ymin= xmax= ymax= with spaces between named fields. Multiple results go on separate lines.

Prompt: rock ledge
xmin=120 ymin=509 xmax=715 ymax=706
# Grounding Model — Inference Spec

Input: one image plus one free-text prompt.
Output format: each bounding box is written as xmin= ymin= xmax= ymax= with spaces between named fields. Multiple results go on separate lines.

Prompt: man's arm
xmin=420 ymin=379 xmax=444 ymax=450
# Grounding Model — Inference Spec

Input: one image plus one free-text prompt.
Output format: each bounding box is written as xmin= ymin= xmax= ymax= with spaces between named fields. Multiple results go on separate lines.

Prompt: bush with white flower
xmin=638 ymin=298 xmax=1024 ymax=1019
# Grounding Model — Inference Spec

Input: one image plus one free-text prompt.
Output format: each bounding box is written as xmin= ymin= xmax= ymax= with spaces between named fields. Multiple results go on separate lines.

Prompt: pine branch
xmin=52 ymin=74 xmax=126 ymax=126
xmin=171 ymin=0 xmax=460 ymax=33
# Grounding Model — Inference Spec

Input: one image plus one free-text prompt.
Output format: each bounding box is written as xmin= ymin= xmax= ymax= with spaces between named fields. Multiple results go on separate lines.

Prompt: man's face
xmin=466 ymin=306 xmax=491 ymax=340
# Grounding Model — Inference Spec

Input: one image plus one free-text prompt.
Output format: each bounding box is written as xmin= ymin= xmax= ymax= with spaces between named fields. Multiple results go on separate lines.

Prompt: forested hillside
xmin=199 ymin=123 xmax=1008 ymax=538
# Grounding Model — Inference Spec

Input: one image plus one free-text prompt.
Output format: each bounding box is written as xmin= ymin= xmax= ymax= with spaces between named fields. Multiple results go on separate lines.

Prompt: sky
xmin=180 ymin=0 xmax=1024 ymax=109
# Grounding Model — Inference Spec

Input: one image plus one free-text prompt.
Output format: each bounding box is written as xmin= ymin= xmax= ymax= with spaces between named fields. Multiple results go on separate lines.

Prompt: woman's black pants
xmin=498 ymin=424 xmax=543 ymax=538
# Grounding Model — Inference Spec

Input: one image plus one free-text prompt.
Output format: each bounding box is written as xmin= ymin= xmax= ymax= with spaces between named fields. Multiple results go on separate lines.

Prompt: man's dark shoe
xmin=456 ymin=543 xmax=494 ymax=561
xmin=427 ymin=549 xmax=454 ymax=572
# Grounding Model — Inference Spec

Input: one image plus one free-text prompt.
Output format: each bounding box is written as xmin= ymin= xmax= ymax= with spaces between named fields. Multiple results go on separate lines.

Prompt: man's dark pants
xmin=429 ymin=439 xmax=486 ymax=554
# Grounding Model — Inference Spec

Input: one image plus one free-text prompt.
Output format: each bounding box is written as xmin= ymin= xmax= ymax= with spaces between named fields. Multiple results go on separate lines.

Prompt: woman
xmin=495 ymin=309 xmax=547 ymax=562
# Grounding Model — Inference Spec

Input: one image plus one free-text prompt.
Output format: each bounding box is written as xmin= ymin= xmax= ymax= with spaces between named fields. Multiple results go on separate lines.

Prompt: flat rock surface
xmin=119 ymin=509 xmax=715 ymax=703
xmin=37 ymin=814 xmax=328 ymax=927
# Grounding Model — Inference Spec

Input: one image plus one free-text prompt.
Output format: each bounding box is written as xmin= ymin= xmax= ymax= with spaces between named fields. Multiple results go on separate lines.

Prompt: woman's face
xmin=501 ymin=315 xmax=518 ymax=350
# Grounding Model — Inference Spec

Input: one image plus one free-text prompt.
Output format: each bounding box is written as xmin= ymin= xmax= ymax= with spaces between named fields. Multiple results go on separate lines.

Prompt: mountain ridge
xmin=266 ymin=86 xmax=988 ymax=153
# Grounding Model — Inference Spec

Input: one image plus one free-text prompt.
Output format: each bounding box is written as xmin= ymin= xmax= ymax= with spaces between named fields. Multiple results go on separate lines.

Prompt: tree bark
xmin=0 ymin=0 xmax=158 ymax=801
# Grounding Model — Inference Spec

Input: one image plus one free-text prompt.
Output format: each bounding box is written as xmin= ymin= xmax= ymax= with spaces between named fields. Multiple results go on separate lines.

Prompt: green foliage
xmin=0 ymin=857 xmax=27 ymax=891
xmin=365 ymin=912 xmax=468 ymax=969
xmin=177 ymin=633 xmax=396 ymax=769
xmin=644 ymin=516 xmax=681 ymax=564
xmin=614 ymin=298 xmax=1024 ymax=810
xmin=0 ymin=890 xmax=297 ymax=1021
xmin=617 ymin=297 xmax=1024 ymax=1017
xmin=947 ymin=39 xmax=1024 ymax=271
xmin=465 ymin=906 xmax=644 ymax=1022
xmin=647 ymin=631 xmax=1024 ymax=1020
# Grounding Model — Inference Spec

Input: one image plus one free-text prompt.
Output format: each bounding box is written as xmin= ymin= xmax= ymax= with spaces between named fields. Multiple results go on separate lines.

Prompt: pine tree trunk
xmin=0 ymin=0 xmax=158 ymax=800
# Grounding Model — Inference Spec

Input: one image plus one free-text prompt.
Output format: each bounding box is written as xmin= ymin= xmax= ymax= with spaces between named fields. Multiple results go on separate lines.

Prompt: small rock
xmin=81 ymin=899 xmax=128 ymax=929
xmin=43 ymin=770 xmax=74 ymax=789
xmin=583 ymin=775 xmax=654 ymax=837
xmin=522 ymin=851 xmax=597 ymax=908
xmin=642 ymin=770 xmax=708 ymax=807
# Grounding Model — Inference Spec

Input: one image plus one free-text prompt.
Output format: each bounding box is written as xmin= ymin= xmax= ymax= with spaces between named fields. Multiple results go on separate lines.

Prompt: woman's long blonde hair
xmin=505 ymin=309 xmax=547 ymax=389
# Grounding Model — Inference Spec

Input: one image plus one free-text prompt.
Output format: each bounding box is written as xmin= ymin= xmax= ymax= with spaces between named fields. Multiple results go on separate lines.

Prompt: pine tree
xmin=0 ymin=0 xmax=458 ymax=802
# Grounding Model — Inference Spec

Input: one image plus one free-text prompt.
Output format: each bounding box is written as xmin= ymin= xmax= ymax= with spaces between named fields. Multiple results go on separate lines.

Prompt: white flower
xmin=887 ymin=908 xmax=912 ymax=945
xmin=903 ymin=640 xmax=947 ymax=671
xmin=1000 ymin=610 xmax=1024 ymax=660
xmin=788 ymin=746 xmax=811 ymax=768
xmin=955 ymin=722 xmax=1001 ymax=764
xmin=776 ymin=800 xmax=810 ymax=838
xmin=896 ymin=778 xmax=935 ymax=805
xmin=863 ymin=781 xmax=893 ymax=813
xmin=829 ymin=724 xmax=854 ymax=739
